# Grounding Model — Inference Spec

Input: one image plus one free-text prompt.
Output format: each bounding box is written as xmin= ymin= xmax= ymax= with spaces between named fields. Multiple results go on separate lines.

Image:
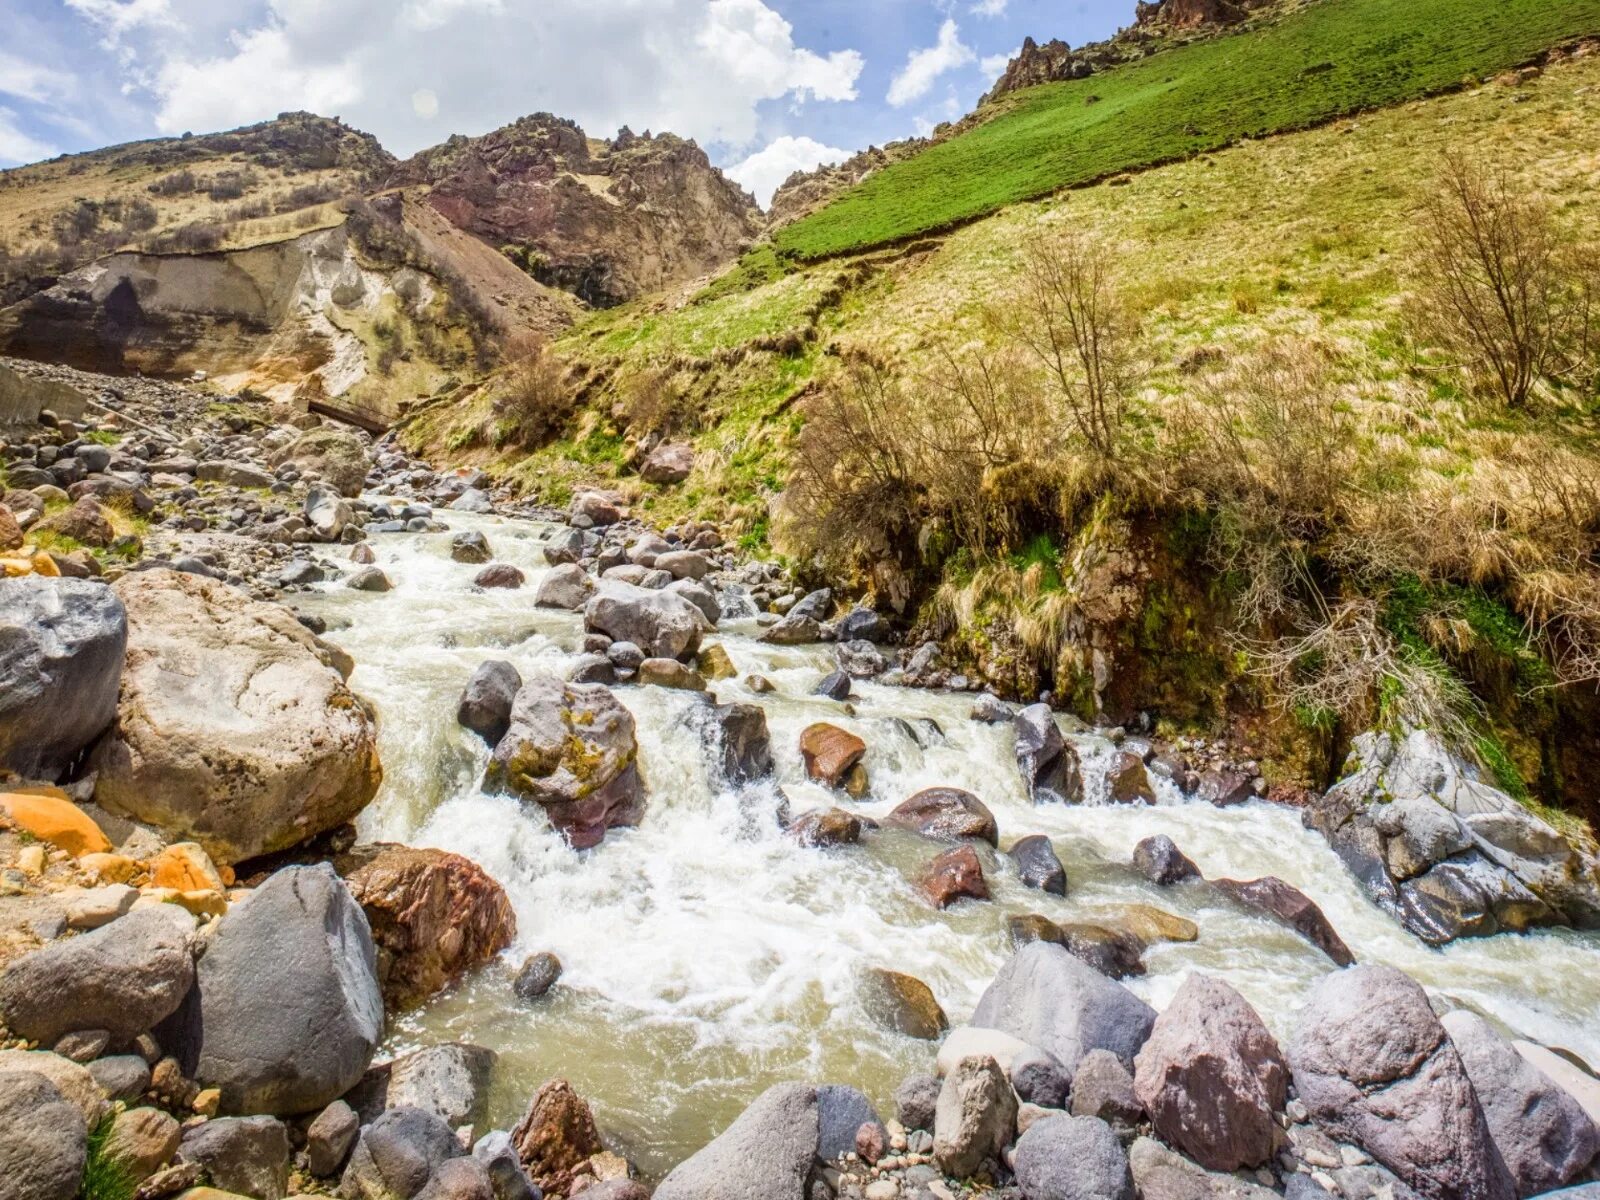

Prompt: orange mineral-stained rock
xmin=0 ymin=787 xmax=112 ymax=856
xmin=149 ymin=843 xmax=226 ymax=892
xmin=799 ymin=723 xmax=867 ymax=788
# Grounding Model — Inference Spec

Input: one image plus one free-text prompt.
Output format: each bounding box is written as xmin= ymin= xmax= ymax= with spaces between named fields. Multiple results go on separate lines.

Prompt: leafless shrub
xmin=205 ymin=169 xmax=259 ymax=201
xmin=1412 ymin=153 xmax=1598 ymax=408
xmin=620 ymin=366 xmax=691 ymax=438
xmin=148 ymin=168 xmax=197 ymax=196
xmin=492 ymin=334 xmax=576 ymax=446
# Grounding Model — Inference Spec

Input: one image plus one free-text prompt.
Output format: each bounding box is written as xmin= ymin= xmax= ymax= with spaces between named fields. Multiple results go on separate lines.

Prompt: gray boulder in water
xmin=0 ymin=576 xmax=126 ymax=780
xmin=584 ymin=581 xmax=708 ymax=660
xmin=457 ymin=661 xmax=522 ymax=746
xmin=1013 ymin=705 xmax=1084 ymax=805
xmin=1287 ymin=964 xmax=1515 ymax=1200
xmin=1305 ymin=730 xmax=1600 ymax=943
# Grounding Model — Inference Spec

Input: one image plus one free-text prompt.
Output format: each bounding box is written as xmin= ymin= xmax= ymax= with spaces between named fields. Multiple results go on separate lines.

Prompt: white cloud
xmin=411 ymin=88 xmax=439 ymax=120
xmin=0 ymin=106 xmax=57 ymax=165
xmin=726 ymin=134 xmax=851 ymax=208
xmin=887 ymin=19 xmax=974 ymax=108
xmin=0 ymin=52 xmax=77 ymax=104
xmin=980 ymin=51 xmax=1013 ymax=80
xmin=65 ymin=0 xmax=866 ymax=159
xmin=970 ymin=0 xmax=1007 ymax=15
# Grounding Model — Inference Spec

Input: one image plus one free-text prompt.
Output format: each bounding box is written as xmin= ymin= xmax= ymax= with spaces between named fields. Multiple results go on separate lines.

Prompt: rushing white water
xmin=301 ymin=508 xmax=1600 ymax=1178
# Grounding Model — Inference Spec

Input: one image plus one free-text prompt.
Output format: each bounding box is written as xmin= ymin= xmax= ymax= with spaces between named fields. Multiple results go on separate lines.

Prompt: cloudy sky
xmin=1 ymin=0 xmax=1134 ymax=205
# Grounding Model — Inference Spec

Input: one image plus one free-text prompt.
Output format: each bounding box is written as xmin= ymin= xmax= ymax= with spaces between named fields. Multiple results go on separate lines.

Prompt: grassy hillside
xmin=773 ymin=0 xmax=1600 ymax=260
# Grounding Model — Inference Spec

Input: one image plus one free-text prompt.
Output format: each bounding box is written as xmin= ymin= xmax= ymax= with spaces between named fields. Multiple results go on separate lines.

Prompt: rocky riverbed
xmin=2 ymin=358 xmax=1600 ymax=1200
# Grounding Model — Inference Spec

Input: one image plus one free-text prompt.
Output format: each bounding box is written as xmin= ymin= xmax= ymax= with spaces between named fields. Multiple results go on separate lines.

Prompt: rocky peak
xmin=767 ymin=141 xmax=928 ymax=230
xmin=390 ymin=114 xmax=761 ymax=308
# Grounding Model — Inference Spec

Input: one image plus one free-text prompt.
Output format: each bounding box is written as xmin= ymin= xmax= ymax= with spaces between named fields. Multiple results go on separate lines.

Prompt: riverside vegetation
xmin=3 ymin=2 xmax=1600 ymax=1200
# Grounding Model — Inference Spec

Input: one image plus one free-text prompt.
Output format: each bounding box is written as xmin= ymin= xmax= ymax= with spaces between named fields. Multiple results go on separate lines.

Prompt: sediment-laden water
xmin=300 ymin=509 xmax=1600 ymax=1179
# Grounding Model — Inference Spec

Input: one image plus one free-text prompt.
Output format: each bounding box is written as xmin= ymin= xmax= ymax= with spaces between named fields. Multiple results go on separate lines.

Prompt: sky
xmin=0 ymin=0 xmax=1137 ymax=206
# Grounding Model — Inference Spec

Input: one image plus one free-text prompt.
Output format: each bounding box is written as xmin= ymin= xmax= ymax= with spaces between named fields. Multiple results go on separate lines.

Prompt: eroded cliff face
xmin=390 ymin=116 xmax=761 ymax=307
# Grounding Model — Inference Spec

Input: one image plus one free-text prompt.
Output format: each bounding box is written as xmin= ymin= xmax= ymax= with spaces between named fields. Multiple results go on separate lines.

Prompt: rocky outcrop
xmin=0 ymin=576 xmax=126 ymax=780
xmin=391 ymin=116 xmax=761 ymax=307
xmin=91 ymin=570 xmax=382 ymax=865
xmin=485 ymin=675 xmax=645 ymax=848
xmin=1305 ymin=730 xmax=1600 ymax=943
xmin=766 ymin=141 xmax=927 ymax=229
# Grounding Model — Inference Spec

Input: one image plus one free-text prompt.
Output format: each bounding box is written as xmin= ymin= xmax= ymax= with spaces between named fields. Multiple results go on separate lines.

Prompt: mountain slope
xmin=772 ymin=0 xmax=1600 ymax=260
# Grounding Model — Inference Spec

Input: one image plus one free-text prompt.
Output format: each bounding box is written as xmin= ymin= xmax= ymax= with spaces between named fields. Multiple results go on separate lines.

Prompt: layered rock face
xmin=1304 ymin=730 xmax=1600 ymax=943
xmin=391 ymin=116 xmax=761 ymax=307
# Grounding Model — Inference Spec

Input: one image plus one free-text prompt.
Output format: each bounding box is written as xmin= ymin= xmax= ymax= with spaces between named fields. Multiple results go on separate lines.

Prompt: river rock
xmin=800 ymin=723 xmax=866 ymax=788
xmin=485 ymin=675 xmax=645 ymax=849
xmin=1014 ymin=705 xmax=1084 ymax=804
xmin=380 ymin=1044 xmax=498 ymax=1131
xmin=178 ymin=1116 xmax=291 ymax=1200
xmin=0 ymin=1069 xmax=87 ymax=1200
xmin=641 ymin=442 xmax=694 ymax=484
xmin=638 ymin=657 xmax=705 ymax=690
xmin=168 ymin=864 xmax=382 ymax=1116
xmin=584 ymin=582 xmax=707 ymax=659
xmin=667 ymin=577 xmax=721 ymax=624
xmin=1305 ymin=730 xmax=1600 ymax=942
xmin=818 ymin=1084 xmax=886 ymax=1164
xmin=1057 ymin=923 xmax=1145 ymax=979
xmin=1129 ymin=1136 xmax=1281 ymax=1200
xmin=971 ymin=942 xmax=1157 ymax=1076
xmin=1014 ymin=1114 xmax=1134 ymax=1200
xmin=475 ymin=564 xmax=525 ymax=589
xmin=1287 ymin=964 xmax=1514 ymax=1200
xmin=861 ymin=968 xmax=948 ymax=1039
xmin=883 ymin=788 xmax=998 ymax=846
xmin=341 ymin=1106 xmax=462 ymax=1200
xmin=761 ymin=613 xmax=824 ymax=645
xmin=543 ymin=528 xmax=585 ymax=566
xmin=1441 ymin=1010 xmax=1600 ymax=1197
xmin=1512 ymin=1041 xmax=1600 ymax=1126
xmin=0 ymin=576 xmax=127 ymax=780
xmin=0 ymin=903 xmax=195 ymax=1044
xmin=1109 ymin=752 xmax=1157 ymax=804
xmin=451 ymin=531 xmax=493 ymax=564
xmin=471 ymin=1131 xmax=540 ymax=1200
xmin=307 ymin=1101 xmax=361 ymax=1177
xmin=0 ymin=786 xmax=111 ymax=858
xmin=790 ymin=806 xmax=863 ymax=848
xmin=305 ymin=485 xmax=353 ymax=541
xmin=513 ymin=952 xmax=563 ymax=1000
xmin=0 ymin=1051 xmax=104 ymax=1125
xmin=534 ymin=563 xmax=595 ymax=611
xmin=933 ymin=1055 xmax=1018 ymax=1178
xmin=1072 ymin=1049 xmax=1144 ymax=1134
xmin=1213 ymin=876 xmax=1354 ymax=966
xmin=340 ymin=845 xmax=516 ymax=1009
xmin=1133 ymin=835 xmax=1200 ymax=885
xmin=897 ymin=1073 xmax=941 ymax=1132
xmin=458 ymin=660 xmax=523 ymax=746
xmin=572 ymin=490 xmax=624 ymax=526
xmin=36 ymin=495 xmax=113 ymax=547
xmin=269 ymin=425 xmax=368 ymax=496
xmin=416 ymin=1156 xmax=496 ymax=1200
xmin=511 ymin=1079 xmax=604 ymax=1197
xmin=91 ymin=570 xmax=381 ymax=865
xmin=920 ymin=844 xmax=989 ymax=908
xmin=703 ymin=701 xmax=773 ymax=788
xmin=1133 ymin=974 xmax=1287 ymax=1170
xmin=653 ymin=1082 xmax=817 ymax=1200
xmin=104 ymin=1106 xmax=183 ymax=1182
xmin=1009 ymin=834 xmax=1068 ymax=895
xmin=88 ymin=1054 xmax=152 ymax=1102
xmin=814 ymin=669 xmax=852 ymax=700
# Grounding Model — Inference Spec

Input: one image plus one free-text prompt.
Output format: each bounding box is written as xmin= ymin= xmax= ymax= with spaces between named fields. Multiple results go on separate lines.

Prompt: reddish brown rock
xmin=1215 ymin=876 xmax=1354 ymax=967
xmin=919 ymin=845 xmax=990 ymax=909
xmin=0 ymin=504 xmax=22 ymax=551
xmin=884 ymin=788 xmax=998 ymax=846
xmin=37 ymin=497 xmax=114 ymax=548
xmin=474 ymin=564 xmax=526 ymax=589
xmin=1108 ymin=753 xmax=1156 ymax=805
xmin=511 ymin=1079 xmax=605 ymax=1197
xmin=789 ymin=808 xmax=863 ymax=849
xmin=800 ymin=724 xmax=866 ymax=789
xmin=339 ymin=844 xmax=516 ymax=1009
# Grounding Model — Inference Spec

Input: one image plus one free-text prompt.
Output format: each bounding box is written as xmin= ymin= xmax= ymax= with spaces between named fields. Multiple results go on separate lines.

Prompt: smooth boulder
xmin=1013 ymin=1114 xmax=1134 ymax=1200
xmin=885 ymin=788 xmax=998 ymax=846
xmin=0 ymin=576 xmax=127 ymax=779
xmin=1009 ymin=834 xmax=1068 ymax=895
xmin=584 ymin=583 xmax=708 ymax=660
xmin=91 ymin=570 xmax=381 ymax=865
xmin=457 ymin=661 xmax=522 ymax=746
xmin=653 ymin=1083 xmax=818 ymax=1200
xmin=0 ymin=1070 xmax=87 ymax=1200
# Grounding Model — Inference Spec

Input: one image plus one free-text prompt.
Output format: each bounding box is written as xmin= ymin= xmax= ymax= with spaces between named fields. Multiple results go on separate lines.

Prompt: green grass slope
xmin=774 ymin=0 xmax=1600 ymax=260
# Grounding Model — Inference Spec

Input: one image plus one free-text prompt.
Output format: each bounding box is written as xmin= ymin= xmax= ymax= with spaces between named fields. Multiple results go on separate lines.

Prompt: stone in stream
xmin=814 ymin=669 xmax=853 ymax=701
xmin=347 ymin=565 xmax=394 ymax=591
xmin=666 ymin=577 xmax=721 ymax=624
xmin=653 ymin=1082 xmax=817 ymax=1200
xmin=1132 ymin=835 xmax=1200 ymax=885
xmin=1133 ymin=974 xmax=1288 ymax=1171
xmin=511 ymin=1078 xmax=605 ymax=1197
xmin=474 ymin=563 xmax=525 ymax=589
xmin=919 ymin=844 xmax=989 ymax=908
xmin=971 ymin=941 xmax=1157 ymax=1076
xmin=885 ymin=787 xmax=998 ymax=846
xmin=1287 ymin=964 xmax=1515 ymax=1200
xmin=638 ymin=657 xmax=705 ymax=690
xmin=338 ymin=844 xmax=516 ymax=1010
xmin=451 ymin=531 xmax=493 ymax=563
xmin=534 ymin=563 xmax=596 ymax=611
xmin=543 ymin=528 xmax=585 ymax=566
xmin=655 ymin=549 xmax=709 ymax=581
xmin=933 ymin=1055 xmax=1017 ymax=1178
xmin=584 ymin=582 xmax=709 ymax=660
xmin=162 ymin=864 xmax=382 ymax=1116
xmin=471 ymin=1131 xmax=540 ymax=1200
xmin=485 ymin=676 xmax=645 ymax=849
xmin=458 ymin=660 xmax=523 ymax=746
xmin=1010 ymin=912 xmax=1066 ymax=947
xmin=177 ymin=1115 xmax=291 ymax=1200
xmin=1014 ymin=704 xmax=1085 ymax=805
xmin=799 ymin=723 xmax=866 ymax=789
xmin=0 ymin=1069 xmax=88 ymax=1200
xmin=91 ymin=570 xmax=381 ymax=865
xmin=513 ymin=952 xmax=563 ymax=1001
xmin=0 ymin=576 xmax=127 ymax=780
xmin=0 ymin=903 xmax=196 ymax=1045
xmin=761 ymin=613 xmax=824 ymax=645
xmin=1055 ymin=923 xmax=1146 ymax=979
xmin=860 ymin=967 xmax=948 ymax=1040
xmin=697 ymin=642 xmax=736 ymax=680
xmin=363 ymin=1044 xmax=498 ymax=1131
xmin=1009 ymin=833 xmax=1068 ymax=894
xmin=340 ymin=1106 xmax=462 ymax=1200
xmin=1440 ymin=1010 xmax=1600 ymax=1197
xmin=305 ymin=485 xmax=352 ymax=541
xmin=1013 ymin=1114 xmax=1135 ymax=1200
xmin=836 ymin=639 xmax=887 ymax=679
xmin=567 ymin=654 xmax=616 ymax=685
xmin=1109 ymin=752 xmax=1157 ymax=804
xmin=789 ymin=807 xmax=863 ymax=848
xmin=1213 ymin=876 xmax=1354 ymax=967
xmin=708 ymin=702 xmax=774 ymax=787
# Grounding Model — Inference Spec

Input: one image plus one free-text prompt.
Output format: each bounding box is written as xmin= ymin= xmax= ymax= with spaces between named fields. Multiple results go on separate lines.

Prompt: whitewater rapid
xmin=300 ymin=509 xmax=1600 ymax=1177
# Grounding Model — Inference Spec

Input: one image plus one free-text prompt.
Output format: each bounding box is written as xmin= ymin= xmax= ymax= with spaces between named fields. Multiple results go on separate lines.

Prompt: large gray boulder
xmin=1441 ymin=1011 xmax=1600 ymax=1198
xmin=971 ymin=942 xmax=1156 ymax=1076
xmin=340 ymin=1106 xmax=462 ymax=1200
xmin=178 ymin=1115 xmax=291 ymax=1200
xmin=1013 ymin=1114 xmax=1134 ymax=1200
xmin=0 ymin=903 xmax=195 ymax=1044
xmin=816 ymin=1084 xmax=885 ymax=1164
xmin=584 ymin=582 xmax=708 ymax=660
xmin=91 ymin=570 xmax=381 ymax=865
xmin=534 ymin=563 xmax=595 ymax=611
xmin=653 ymin=1082 xmax=818 ymax=1200
xmin=1287 ymin=965 xmax=1515 ymax=1200
xmin=0 ymin=1070 xmax=87 ymax=1200
xmin=1014 ymin=705 xmax=1084 ymax=804
xmin=381 ymin=1044 xmax=498 ymax=1131
xmin=1133 ymin=974 xmax=1287 ymax=1171
xmin=168 ymin=864 xmax=383 ymax=1116
xmin=457 ymin=661 xmax=522 ymax=746
xmin=269 ymin=425 xmax=369 ymax=496
xmin=484 ymin=675 xmax=645 ymax=849
xmin=1305 ymin=730 xmax=1600 ymax=941
xmin=933 ymin=1055 xmax=1018 ymax=1178
xmin=0 ymin=576 xmax=126 ymax=780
